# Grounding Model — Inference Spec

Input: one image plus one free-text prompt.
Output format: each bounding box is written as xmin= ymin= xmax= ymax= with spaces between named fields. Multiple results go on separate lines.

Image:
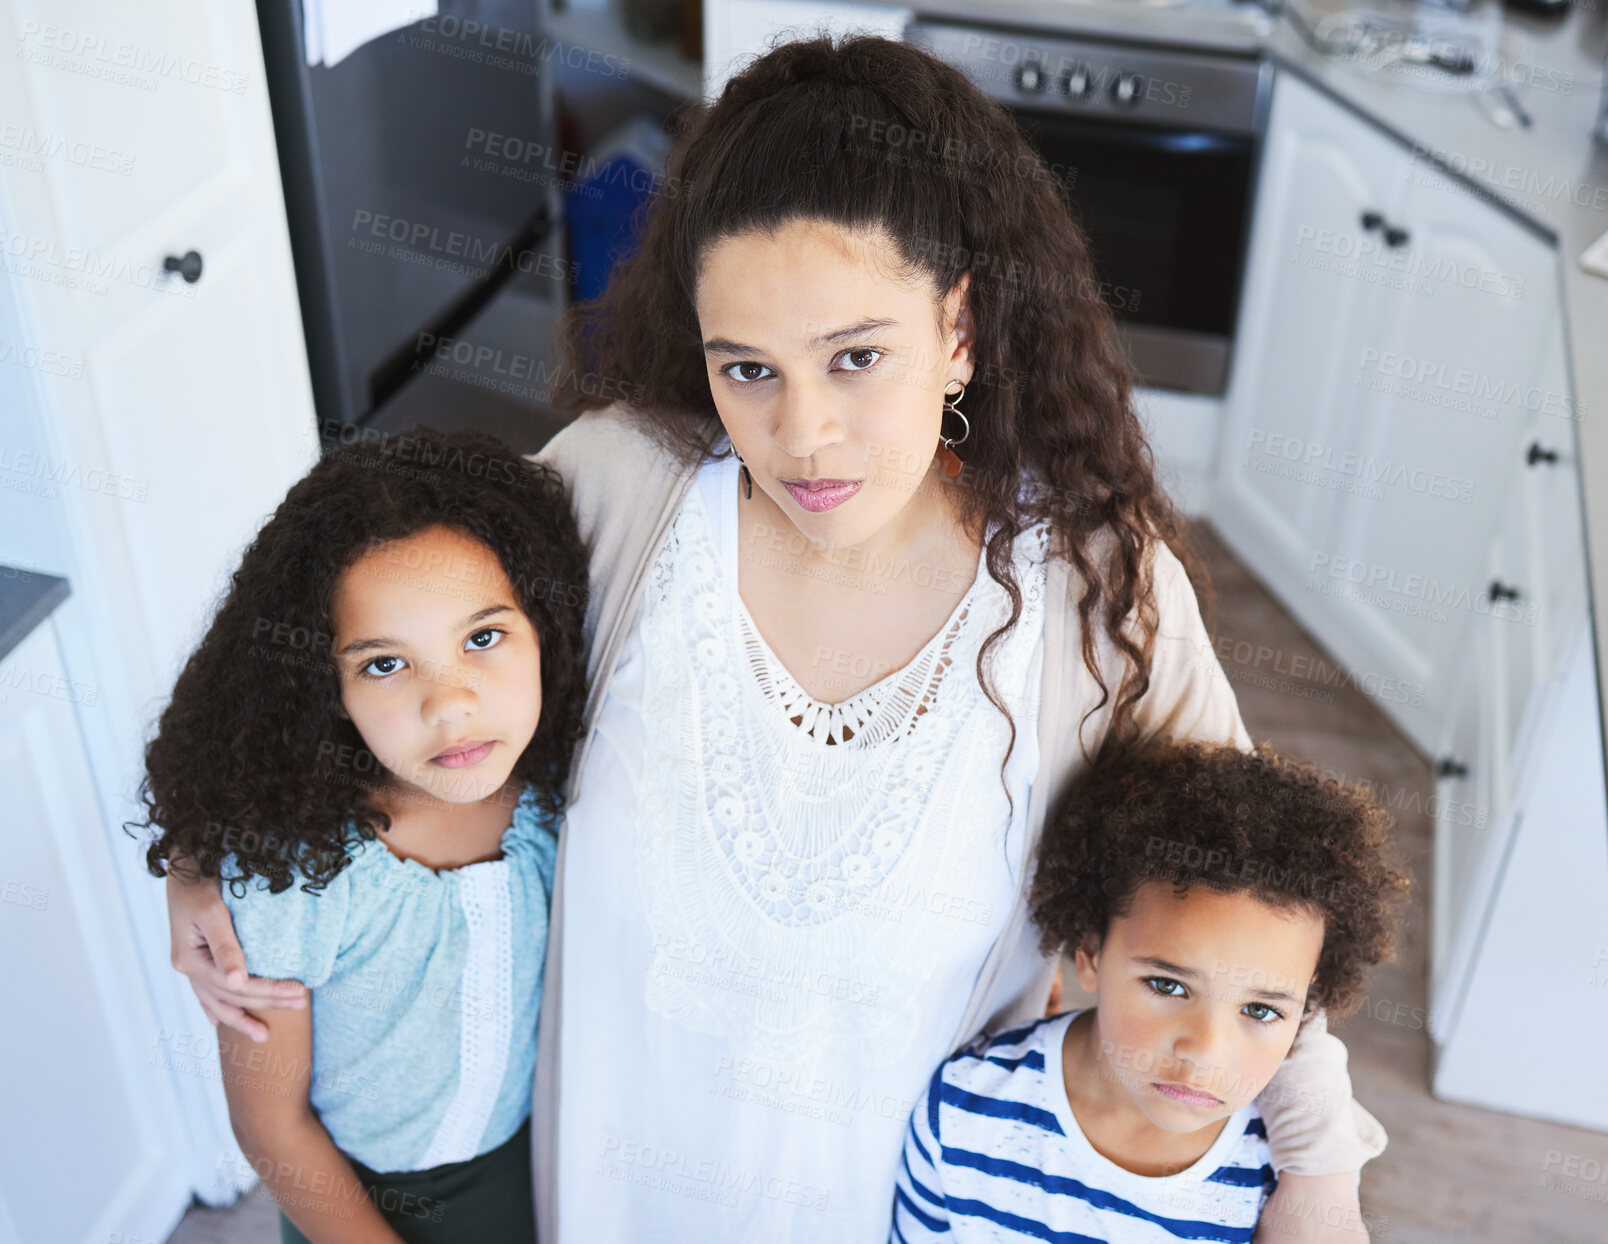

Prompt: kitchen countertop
xmin=845 ymin=0 xmax=1608 ymax=723
xmin=0 ymin=566 xmax=70 ymax=666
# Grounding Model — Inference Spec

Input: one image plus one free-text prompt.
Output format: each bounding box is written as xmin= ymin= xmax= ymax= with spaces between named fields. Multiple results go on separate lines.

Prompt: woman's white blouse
xmin=556 ymin=453 xmax=1049 ymax=1243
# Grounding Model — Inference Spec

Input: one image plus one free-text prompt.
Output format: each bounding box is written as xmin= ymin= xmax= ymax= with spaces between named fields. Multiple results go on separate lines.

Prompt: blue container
xmin=565 ymin=117 xmax=670 ymax=304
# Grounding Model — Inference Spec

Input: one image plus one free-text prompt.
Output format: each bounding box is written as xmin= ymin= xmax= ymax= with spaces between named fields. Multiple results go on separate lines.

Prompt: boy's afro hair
xmin=1029 ymin=737 xmax=1411 ymax=1015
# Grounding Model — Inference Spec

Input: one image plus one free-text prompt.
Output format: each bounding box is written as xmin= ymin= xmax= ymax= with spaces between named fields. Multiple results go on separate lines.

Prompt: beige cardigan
xmin=527 ymin=404 xmax=1383 ymax=1240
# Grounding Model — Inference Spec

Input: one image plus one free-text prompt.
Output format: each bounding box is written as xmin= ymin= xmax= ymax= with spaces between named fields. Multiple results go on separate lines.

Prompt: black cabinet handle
xmin=1436 ymin=757 xmax=1469 ymax=779
xmin=1488 ymin=580 xmax=1521 ymax=603
xmin=164 ymin=250 xmax=203 ymax=283
xmin=1359 ymin=213 xmax=1407 ymax=247
xmin=1526 ymin=441 xmax=1560 ymax=466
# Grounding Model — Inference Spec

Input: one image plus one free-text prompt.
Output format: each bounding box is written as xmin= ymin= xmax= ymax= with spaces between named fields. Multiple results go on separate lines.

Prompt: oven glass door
xmin=1011 ymin=109 xmax=1255 ymax=390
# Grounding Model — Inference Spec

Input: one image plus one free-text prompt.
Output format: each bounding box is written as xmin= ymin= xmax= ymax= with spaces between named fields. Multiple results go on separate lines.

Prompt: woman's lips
xmin=431 ymin=740 xmax=495 ymax=769
xmin=781 ymin=477 xmax=862 ymax=513
xmin=1152 ymin=1081 xmax=1224 ymax=1108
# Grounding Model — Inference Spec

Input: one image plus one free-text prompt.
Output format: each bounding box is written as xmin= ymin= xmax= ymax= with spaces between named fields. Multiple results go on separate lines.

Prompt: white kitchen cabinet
xmin=1212 ymin=69 xmax=1563 ymax=756
xmin=1515 ymin=323 xmax=1590 ymax=667
xmin=1325 ymin=183 xmax=1558 ymax=751
xmin=1134 ymin=386 xmax=1225 ymax=517
xmin=1430 ymin=351 xmax=1593 ymax=1036
xmin=1213 ymin=68 xmax=1602 ymax=1076
xmin=1214 ymin=69 xmax=1409 ymax=580
xmin=1487 ymin=407 xmax=1587 ymax=795
xmin=1486 ymin=475 xmax=1537 ymax=814
xmin=1430 ymin=619 xmax=1608 ymax=1132
xmin=1427 ymin=526 xmax=1515 ymax=1020
xmin=0 ymin=0 xmax=319 ymax=1227
xmin=0 ymin=614 xmax=192 ymax=1244
xmin=0 ymin=0 xmax=319 ymax=689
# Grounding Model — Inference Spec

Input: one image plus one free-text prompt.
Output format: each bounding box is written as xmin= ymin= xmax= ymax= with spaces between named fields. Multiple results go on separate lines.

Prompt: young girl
xmin=134 ymin=426 xmax=588 ymax=1244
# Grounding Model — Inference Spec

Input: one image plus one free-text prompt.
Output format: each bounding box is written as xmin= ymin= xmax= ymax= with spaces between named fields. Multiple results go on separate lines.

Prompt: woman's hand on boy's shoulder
xmin=166 ymin=869 xmax=309 ymax=1041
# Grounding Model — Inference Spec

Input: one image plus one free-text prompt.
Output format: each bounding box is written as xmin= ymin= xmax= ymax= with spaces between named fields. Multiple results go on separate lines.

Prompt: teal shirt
xmin=221 ymin=784 xmax=558 ymax=1173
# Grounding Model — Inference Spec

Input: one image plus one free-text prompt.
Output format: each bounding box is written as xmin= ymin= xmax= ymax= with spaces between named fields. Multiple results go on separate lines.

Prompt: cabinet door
xmin=1485 ymin=477 xmax=1538 ymax=824
xmin=1324 ymin=169 xmax=1558 ymax=752
xmin=0 ymin=0 xmax=319 ymax=697
xmin=1519 ymin=319 xmax=1589 ymax=666
xmin=1430 ymin=447 xmax=1585 ymax=1037
xmin=1212 ymin=71 xmax=1407 ymax=617
xmin=0 ymin=0 xmax=319 ymax=1217
xmin=1430 ymin=616 xmax=1608 ymax=1132
xmin=1427 ymin=604 xmax=1506 ymax=1029
xmin=0 ymin=624 xmax=191 ymax=1244
xmin=1491 ymin=420 xmax=1588 ymax=786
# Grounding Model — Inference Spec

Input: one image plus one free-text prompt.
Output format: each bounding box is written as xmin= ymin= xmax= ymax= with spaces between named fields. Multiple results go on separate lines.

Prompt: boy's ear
xmin=1072 ymin=936 xmax=1102 ymax=994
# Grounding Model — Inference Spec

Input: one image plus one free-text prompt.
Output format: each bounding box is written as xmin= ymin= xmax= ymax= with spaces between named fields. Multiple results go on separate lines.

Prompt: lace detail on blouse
xmin=417 ymin=861 xmax=514 ymax=1168
xmin=731 ymin=580 xmax=973 ymax=749
xmin=634 ymin=463 xmax=1050 ymax=1069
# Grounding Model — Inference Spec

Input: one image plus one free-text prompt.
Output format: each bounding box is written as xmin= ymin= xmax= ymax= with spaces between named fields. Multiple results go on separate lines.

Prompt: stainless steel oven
xmin=907 ymin=20 xmax=1270 ymax=396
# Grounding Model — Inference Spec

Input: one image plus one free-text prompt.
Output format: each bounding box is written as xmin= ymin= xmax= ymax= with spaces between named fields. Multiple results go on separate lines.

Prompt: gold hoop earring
xmin=937 ymin=379 xmax=970 ymax=478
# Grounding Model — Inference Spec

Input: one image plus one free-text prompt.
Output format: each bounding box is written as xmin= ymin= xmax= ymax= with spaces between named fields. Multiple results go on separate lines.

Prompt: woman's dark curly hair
xmin=552 ymin=31 xmax=1212 ymax=771
xmin=1028 ymin=739 xmax=1412 ymax=1015
xmin=130 ymin=425 xmax=589 ymax=896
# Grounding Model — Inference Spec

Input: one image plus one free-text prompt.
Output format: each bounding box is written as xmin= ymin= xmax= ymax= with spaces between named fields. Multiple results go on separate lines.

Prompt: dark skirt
xmin=277 ymin=1116 xmax=535 ymax=1244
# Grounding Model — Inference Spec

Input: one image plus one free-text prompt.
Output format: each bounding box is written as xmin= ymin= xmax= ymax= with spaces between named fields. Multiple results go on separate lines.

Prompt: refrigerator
xmin=255 ymin=0 xmax=562 ymax=432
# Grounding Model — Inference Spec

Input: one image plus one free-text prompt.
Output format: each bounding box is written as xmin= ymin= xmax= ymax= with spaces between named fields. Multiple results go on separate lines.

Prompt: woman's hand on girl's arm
xmin=167 ymin=868 xmax=308 ymax=1041
xmin=217 ymin=1000 xmax=407 ymax=1244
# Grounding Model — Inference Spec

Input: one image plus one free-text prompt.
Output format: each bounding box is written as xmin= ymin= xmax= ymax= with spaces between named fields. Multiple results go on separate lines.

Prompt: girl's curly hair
xmin=130 ymin=425 xmax=589 ymax=896
xmin=553 ymin=32 xmax=1211 ymax=767
xmin=1029 ymin=739 xmax=1412 ymax=1015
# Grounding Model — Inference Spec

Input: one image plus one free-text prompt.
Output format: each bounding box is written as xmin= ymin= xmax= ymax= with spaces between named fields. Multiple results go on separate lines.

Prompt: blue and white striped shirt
xmin=891 ymin=1009 xmax=1278 ymax=1243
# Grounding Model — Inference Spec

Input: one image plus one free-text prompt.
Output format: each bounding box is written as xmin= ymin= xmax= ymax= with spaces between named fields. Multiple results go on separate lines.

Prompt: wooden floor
xmin=168 ymin=520 xmax=1608 ymax=1244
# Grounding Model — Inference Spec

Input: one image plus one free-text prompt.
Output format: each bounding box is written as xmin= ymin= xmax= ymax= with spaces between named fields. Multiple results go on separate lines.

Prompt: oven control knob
xmin=1112 ymin=72 xmax=1144 ymax=106
xmin=1014 ymin=60 xmax=1047 ymax=94
xmin=1060 ymin=65 xmax=1093 ymax=101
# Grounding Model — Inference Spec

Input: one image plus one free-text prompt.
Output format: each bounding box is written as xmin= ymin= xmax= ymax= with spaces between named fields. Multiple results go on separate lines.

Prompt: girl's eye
xmin=720 ymin=348 xmax=883 ymax=386
xmin=1243 ymin=1002 xmax=1285 ymax=1024
xmin=466 ymin=628 xmax=505 ymax=651
xmin=722 ymin=361 xmax=773 ymax=384
xmin=837 ymin=347 xmax=882 ymax=372
xmin=1144 ymin=976 xmax=1187 ymax=999
xmin=360 ymin=655 xmax=406 ymax=679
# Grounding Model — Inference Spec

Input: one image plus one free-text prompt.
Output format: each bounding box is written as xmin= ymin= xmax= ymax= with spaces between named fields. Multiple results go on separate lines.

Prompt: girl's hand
xmin=166 ymin=869 xmax=308 ymax=1041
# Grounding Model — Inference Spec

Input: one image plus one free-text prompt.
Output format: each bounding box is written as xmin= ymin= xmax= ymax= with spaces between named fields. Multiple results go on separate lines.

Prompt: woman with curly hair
xmin=135 ymin=426 xmax=588 ymax=1243
xmin=162 ymin=32 xmax=1388 ymax=1242
xmin=895 ymin=738 xmax=1411 ymax=1241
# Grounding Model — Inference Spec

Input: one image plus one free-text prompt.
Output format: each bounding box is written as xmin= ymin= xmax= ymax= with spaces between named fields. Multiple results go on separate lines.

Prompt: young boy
xmin=891 ymin=738 xmax=1409 ymax=1243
